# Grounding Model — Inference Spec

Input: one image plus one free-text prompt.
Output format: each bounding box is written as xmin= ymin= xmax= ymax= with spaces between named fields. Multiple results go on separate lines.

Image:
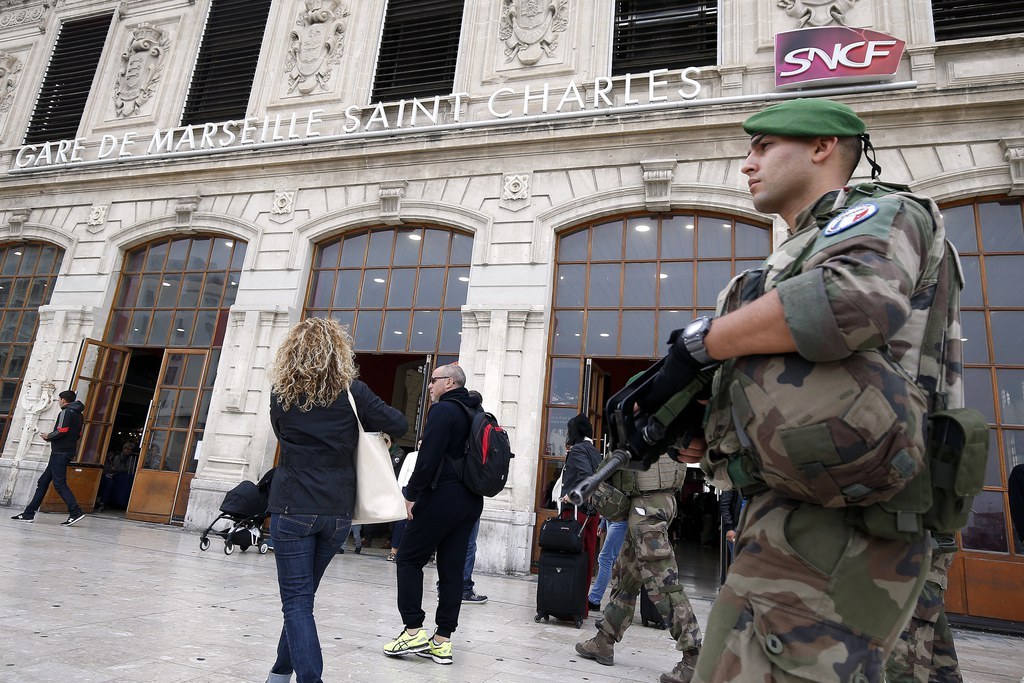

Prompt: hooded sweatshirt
xmin=46 ymin=400 xmax=85 ymax=455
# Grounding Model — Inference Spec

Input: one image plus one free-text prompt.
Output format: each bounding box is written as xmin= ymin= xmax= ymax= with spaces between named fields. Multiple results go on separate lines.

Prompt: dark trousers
xmin=396 ymin=481 xmax=483 ymax=638
xmin=25 ymin=451 xmax=81 ymax=517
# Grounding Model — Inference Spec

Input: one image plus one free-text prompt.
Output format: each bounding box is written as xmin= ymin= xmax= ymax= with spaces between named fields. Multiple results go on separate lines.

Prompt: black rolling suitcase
xmin=534 ymin=507 xmax=589 ymax=628
xmin=640 ymin=587 xmax=670 ymax=629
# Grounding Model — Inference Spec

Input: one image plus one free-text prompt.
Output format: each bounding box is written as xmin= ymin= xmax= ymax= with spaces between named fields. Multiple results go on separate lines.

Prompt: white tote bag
xmin=347 ymin=390 xmax=408 ymax=525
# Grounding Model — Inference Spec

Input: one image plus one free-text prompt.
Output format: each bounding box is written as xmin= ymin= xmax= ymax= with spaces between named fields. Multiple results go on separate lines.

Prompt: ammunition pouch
xmin=853 ymin=407 xmax=988 ymax=540
xmin=590 ymin=481 xmax=630 ymax=522
xmin=635 ymin=453 xmax=687 ymax=492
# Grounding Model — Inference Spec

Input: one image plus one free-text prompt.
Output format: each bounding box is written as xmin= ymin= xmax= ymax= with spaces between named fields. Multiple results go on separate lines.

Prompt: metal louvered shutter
xmin=371 ymin=0 xmax=464 ymax=103
xmin=24 ymin=13 xmax=113 ymax=145
xmin=181 ymin=0 xmax=272 ymax=126
xmin=932 ymin=0 xmax=1024 ymax=41
xmin=613 ymin=0 xmax=718 ymax=76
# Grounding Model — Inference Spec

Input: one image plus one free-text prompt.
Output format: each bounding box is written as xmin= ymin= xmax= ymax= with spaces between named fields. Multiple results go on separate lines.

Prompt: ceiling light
xmin=393 ymin=330 xmax=402 ymax=335
xmin=224 ymin=241 xmax=233 ymax=247
xmin=373 ymin=278 xmax=386 ymax=283
xmin=634 ymin=224 xmax=651 ymax=232
xmin=176 ymin=328 xmax=185 ymax=333
xmin=458 ymin=276 xmax=469 ymax=282
xmin=685 ymin=224 xmax=694 ymax=230
xmin=13 ymin=251 xmax=21 ymax=256
xmin=659 ymin=273 xmax=668 ymax=279
xmin=599 ymin=333 xmax=610 ymax=337
xmin=162 ymin=282 xmax=171 ymax=287
xmin=408 ymin=234 xmax=422 ymax=241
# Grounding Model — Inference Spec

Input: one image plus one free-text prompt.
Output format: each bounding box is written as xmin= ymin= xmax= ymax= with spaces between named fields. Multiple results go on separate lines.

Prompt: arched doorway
xmin=536 ymin=212 xmax=772 ymax=577
xmin=303 ymin=224 xmax=472 ymax=449
xmin=79 ymin=234 xmax=245 ymax=523
xmin=0 ymin=242 xmax=64 ymax=449
xmin=941 ymin=196 xmax=1024 ymax=625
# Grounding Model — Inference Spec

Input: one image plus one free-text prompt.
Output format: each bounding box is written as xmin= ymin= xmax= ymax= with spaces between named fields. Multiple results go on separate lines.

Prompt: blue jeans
xmin=463 ymin=518 xmax=480 ymax=593
xmin=269 ymin=513 xmax=350 ymax=683
xmin=588 ymin=520 xmax=627 ymax=604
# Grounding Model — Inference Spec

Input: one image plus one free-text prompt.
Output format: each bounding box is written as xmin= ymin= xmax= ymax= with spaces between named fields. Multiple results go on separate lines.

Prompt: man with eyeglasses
xmin=382 ymin=364 xmax=483 ymax=666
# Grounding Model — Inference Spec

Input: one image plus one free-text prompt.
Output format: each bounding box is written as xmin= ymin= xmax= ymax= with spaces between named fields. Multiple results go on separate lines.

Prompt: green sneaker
xmin=416 ymin=638 xmax=453 ymax=665
xmin=382 ymin=628 xmax=429 ymax=656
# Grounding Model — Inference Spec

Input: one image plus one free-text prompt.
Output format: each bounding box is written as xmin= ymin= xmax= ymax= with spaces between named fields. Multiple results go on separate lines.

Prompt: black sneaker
xmin=462 ymin=591 xmax=487 ymax=604
xmin=10 ymin=513 xmax=33 ymax=522
xmin=588 ymin=600 xmax=601 ymax=612
xmin=61 ymin=513 xmax=85 ymax=526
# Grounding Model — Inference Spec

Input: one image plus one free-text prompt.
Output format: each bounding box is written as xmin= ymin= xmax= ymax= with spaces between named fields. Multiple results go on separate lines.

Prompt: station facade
xmin=0 ymin=0 xmax=1021 ymax=625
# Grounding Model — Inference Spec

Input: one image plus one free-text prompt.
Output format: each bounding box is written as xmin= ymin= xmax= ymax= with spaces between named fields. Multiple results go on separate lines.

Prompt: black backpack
xmin=452 ymin=402 xmax=515 ymax=497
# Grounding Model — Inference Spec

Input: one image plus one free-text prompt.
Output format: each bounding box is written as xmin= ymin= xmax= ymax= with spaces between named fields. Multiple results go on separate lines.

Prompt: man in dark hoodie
xmin=382 ymin=363 xmax=482 ymax=666
xmin=12 ymin=390 xmax=86 ymax=525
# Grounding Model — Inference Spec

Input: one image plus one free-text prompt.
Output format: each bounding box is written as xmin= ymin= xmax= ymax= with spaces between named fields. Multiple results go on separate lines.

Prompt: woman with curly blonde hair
xmin=266 ymin=317 xmax=407 ymax=683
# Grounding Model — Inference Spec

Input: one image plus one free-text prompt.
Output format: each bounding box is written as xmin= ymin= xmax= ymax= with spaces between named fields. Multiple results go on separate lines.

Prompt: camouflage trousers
xmin=885 ymin=551 xmax=962 ymax=682
xmin=598 ymin=490 xmax=702 ymax=653
xmin=694 ymin=493 xmax=931 ymax=683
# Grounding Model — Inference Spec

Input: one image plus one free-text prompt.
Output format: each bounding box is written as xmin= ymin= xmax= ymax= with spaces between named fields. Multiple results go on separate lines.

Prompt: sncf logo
xmin=775 ymin=27 xmax=906 ymax=90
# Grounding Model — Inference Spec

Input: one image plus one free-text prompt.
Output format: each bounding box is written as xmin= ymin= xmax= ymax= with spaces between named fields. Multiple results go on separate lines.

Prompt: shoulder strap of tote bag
xmin=345 ymin=386 xmax=366 ymax=432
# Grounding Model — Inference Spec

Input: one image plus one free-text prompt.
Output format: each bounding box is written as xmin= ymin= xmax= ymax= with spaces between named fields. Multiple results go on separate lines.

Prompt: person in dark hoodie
xmin=12 ymin=389 xmax=85 ymax=526
xmin=560 ymin=413 xmax=601 ymax=615
xmin=382 ymin=363 xmax=482 ymax=666
xmin=265 ymin=317 xmax=407 ymax=683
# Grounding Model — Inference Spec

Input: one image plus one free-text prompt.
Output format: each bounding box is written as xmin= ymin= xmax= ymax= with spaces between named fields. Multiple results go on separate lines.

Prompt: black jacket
xmin=404 ymin=386 xmax=480 ymax=502
xmin=561 ymin=439 xmax=600 ymax=499
xmin=719 ymin=490 xmax=744 ymax=534
xmin=46 ymin=400 xmax=85 ymax=455
xmin=268 ymin=380 xmax=408 ymax=516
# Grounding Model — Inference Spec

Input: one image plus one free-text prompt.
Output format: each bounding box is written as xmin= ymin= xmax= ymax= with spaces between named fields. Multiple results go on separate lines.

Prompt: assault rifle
xmin=566 ymin=357 xmax=716 ymax=506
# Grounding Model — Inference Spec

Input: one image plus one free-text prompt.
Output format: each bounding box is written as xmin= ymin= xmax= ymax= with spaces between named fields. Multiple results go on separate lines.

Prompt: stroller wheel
xmin=224 ymin=542 xmax=234 ymax=555
xmin=199 ymin=537 xmax=210 ymax=551
xmin=259 ymin=543 xmax=269 ymax=554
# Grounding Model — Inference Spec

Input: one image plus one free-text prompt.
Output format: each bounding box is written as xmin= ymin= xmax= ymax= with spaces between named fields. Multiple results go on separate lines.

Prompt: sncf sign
xmin=775 ymin=27 xmax=906 ymax=90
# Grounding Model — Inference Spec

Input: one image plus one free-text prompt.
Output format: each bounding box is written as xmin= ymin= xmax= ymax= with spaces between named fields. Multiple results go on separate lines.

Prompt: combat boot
xmin=659 ymin=647 xmax=699 ymax=683
xmin=574 ymin=630 xmax=614 ymax=666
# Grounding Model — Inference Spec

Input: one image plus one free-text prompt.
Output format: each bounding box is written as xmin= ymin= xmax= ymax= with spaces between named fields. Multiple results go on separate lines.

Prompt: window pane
xmin=127 ymin=310 xmax=151 ymax=345
xmin=552 ymin=310 xmax=583 ymax=355
xmin=318 ymin=240 xmax=341 ymax=269
xmin=143 ymin=432 xmax=168 ymax=469
xmin=147 ymin=311 xmax=172 ymax=346
xmin=965 ymin=368 xmax=995 ymax=423
xmin=439 ymin=310 xmax=462 ymax=353
xmin=585 ymin=310 xmax=618 ymax=356
xmin=997 ymin=369 xmax=1024 ymax=426
xmin=332 ymin=270 xmax=361 ymax=308
xmin=152 ymin=390 xmax=175 ymax=428
xmin=625 ymin=218 xmax=658 ymax=260
xmin=394 ymin=229 xmax=421 ymax=266
xmin=588 ymin=263 xmax=621 ymax=307
xmin=170 ymin=311 xmax=195 ymax=346
xmin=162 ymin=429 xmax=189 ymax=473
xmin=736 ymin=222 xmax=770 ymax=258
xmin=696 ymin=261 xmax=732 ymax=307
xmin=548 ymin=358 xmax=580 ymax=404
xmin=166 ymin=239 xmax=189 ymax=271
xmin=381 ymin=311 xmax=410 ymax=351
xmin=959 ymin=256 xmax=983 ymax=308
xmin=340 ymin=233 xmax=367 ymax=267
xmin=591 ymin=220 xmax=623 ymax=261
xmin=409 ymin=310 xmax=439 ymax=351
xmin=960 ymin=311 xmax=989 ymax=365
xmin=658 ymin=309 xmax=690 ymax=347
xmin=209 ymin=238 xmax=234 ymax=271
xmin=984 ymin=431 xmax=1001 ymax=488
xmin=178 ymin=273 xmax=203 ymax=308
xmin=697 ymin=216 xmax=732 ymax=257
xmin=661 ymin=215 xmax=695 ymax=259
xmin=444 ymin=268 xmax=470 ymax=307
xmin=960 ymin=490 xmax=1008 ymax=553
xmin=144 ymin=241 xmax=168 ymax=271
xmin=979 ymin=201 xmax=1024 ymax=252
xmin=658 ymin=261 xmax=694 ymax=308
xmin=187 ymin=238 xmax=212 ymax=269
xmin=991 ymin=312 xmax=1024 ymax=365
xmin=544 ymin=407 xmax=580 ymax=457
xmin=137 ymin=274 xmax=161 ymax=308
xmin=985 ymin=256 xmax=1020 ymax=307
xmin=620 ymin=310 xmax=655 ymax=357
xmin=201 ymin=272 xmax=226 ymax=307
xmin=9 ymin=280 xmax=27 ymax=307
xmin=386 ymin=269 xmax=416 ymax=308
xmin=943 ymin=205 xmax=978 ymax=252
xmin=555 ymin=264 xmax=586 ymax=308
xmin=415 ymin=268 xmax=444 ymax=308
xmin=0 ymin=279 xmax=11 ymax=307
xmin=28 ymin=278 xmax=50 ymax=307
xmin=16 ymin=312 xmax=36 ymax=343
xmin=359 ymin=270 xmax=388 ymax=307
xmin=354 ymin=310 xmax=382 ymax=350
xmin=421 ymin=230 xmax=449 ymax=265
xmin=451 ymin=232 xmax=472 ymax=264
xmin=309 ymin=271 xmax=335 ymax=308
xmin=623 ymin=263 xmax=656 ymax=307
xmin=330 ymin=310 xmax=355 ymax=334
xmin=366 ymin=230 xmax=394 ymax=267
xmin=157 ymin=275 xmax=181 ymax=308
xmin=559 ymin=229 xmax=588 ymax=261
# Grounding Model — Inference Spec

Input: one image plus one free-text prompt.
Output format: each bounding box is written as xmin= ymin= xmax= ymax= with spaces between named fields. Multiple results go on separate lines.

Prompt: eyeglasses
xmin=428 ymin=375 xmax=448 ymax=384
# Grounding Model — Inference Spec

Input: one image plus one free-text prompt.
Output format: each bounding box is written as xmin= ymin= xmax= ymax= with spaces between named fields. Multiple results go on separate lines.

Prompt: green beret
xmin=743 ymin=98 xmax=866 ymax=138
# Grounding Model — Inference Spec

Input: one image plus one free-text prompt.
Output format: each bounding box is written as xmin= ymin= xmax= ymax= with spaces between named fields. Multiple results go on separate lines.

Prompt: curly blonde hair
xmin=269 ymin=317 xmax=358 ymax=412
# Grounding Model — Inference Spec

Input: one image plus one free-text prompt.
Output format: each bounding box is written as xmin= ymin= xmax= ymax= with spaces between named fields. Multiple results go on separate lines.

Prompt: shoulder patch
xmin=823 ymin=203 xmax=879 ymax=236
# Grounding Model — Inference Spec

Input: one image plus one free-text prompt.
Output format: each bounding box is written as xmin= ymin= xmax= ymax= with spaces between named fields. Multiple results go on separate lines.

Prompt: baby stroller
xmin=199 ymin=468 xmax=274 ymax=555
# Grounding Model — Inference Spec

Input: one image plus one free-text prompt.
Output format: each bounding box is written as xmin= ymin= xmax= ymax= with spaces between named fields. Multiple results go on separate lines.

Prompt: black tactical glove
xmin=635 ymin=328 xmax=706 ymax=414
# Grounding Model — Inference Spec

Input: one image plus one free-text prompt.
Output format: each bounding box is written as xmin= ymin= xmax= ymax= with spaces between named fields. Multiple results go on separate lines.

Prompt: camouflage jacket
xmin=703 ymin=182 xmax=963 ymax=505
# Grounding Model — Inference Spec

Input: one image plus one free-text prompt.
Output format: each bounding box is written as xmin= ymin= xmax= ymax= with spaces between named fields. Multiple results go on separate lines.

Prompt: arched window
xmin=0 ymin=242 xmax=64 ymax=446
xmin=305 ymin=225 xmax=472 ymax=354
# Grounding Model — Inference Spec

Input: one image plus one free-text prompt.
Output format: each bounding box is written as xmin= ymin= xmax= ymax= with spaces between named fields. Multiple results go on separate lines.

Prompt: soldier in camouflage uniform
xmin=575 ymin=449 xmax=703 ymax=683
xmin=629 ymin=98 xmax=964 ymax=682
xmin=885 ymin=533 xmax=962 ymax=682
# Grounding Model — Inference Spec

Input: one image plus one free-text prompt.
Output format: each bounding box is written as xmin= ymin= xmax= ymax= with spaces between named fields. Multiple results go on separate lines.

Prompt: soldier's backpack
xmin=452 ymin=403 xmax=515 ymax=497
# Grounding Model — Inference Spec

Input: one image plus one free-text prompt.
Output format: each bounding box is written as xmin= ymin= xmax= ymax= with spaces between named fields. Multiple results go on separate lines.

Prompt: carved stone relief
xmin=379 ymin=180 xmax=407 ymax=225
xmin=0 ymin=0 xmax=58 ymax=31
xmin=86 ymin=204 xmax=108 ymax=231
xmin=500 ymin=173 xmax=531 ymax=212
xmin=113 ymin=23 xmax=169 ymax=118
xmin=285 ymin=0 xmax=348 ymax=94
xmin=498 ymin=0 xmax=568 ymax=66
xmin=778 ymin=0 xmax=858 ymax=27
xmin=1000 ymin=138 xmax=1024 ymax=196
xmin=270 ymin=189 xmax=296 ymax=224
xmin=641 ymin=159 xmax=676 ymax=212
xmin=0 ymin=50 xmax=20 ymax=116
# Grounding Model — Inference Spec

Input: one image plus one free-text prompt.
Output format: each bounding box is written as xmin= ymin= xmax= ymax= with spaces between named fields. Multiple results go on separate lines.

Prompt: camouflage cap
xmin=743 ymin=98 xmax=866 ymax=138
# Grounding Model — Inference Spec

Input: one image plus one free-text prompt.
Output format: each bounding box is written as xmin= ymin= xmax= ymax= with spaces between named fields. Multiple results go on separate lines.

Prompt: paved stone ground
xmin=0 ymin=511 xmax=1021 ymax=682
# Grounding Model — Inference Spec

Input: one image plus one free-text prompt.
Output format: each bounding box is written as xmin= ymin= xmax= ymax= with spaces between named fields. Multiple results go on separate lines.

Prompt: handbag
xmin=347 ymin=389 xmax=408 ymax=525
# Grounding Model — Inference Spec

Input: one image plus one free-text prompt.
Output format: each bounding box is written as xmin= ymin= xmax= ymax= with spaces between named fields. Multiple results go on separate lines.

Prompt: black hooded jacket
xmin=45 ymin=400 xmax=85 ymax=455
xmin=404 ymin=386 xmax=481 ymax=502
xmin=268 ymin=380 xmax=408 ymax=516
